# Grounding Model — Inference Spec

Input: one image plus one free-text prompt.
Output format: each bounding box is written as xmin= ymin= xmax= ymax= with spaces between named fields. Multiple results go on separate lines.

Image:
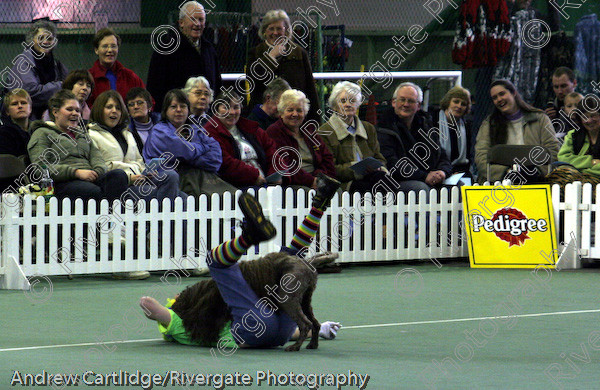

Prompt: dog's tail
xmin=307 ymin=252 xmax=339 ymax=269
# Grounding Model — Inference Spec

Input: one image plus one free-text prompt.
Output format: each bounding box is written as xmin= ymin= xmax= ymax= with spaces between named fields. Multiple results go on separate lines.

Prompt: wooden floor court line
xmin=3 ymin=308 xmax=599 ymax=353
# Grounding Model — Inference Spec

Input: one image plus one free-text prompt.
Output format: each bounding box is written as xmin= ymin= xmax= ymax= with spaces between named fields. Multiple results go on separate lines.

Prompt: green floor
xmin=2 ymin=261 xmax=600 ymax=389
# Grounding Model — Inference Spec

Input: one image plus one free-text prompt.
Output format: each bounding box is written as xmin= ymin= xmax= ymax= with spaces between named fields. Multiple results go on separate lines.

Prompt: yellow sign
xmin=461 ymin=185 xmax=558 ymax=268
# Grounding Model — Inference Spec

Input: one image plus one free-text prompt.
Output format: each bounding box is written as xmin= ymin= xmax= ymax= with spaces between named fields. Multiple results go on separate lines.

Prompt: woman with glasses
xmin=183 ymin=76 xmax=213 ymax=126
xmin=12 ymin=20 xmax=68 ymax=120
xmin=88 ymin=28 xmax=147 ymax=106
xmin=547 ymin=95 xmax=600 ymax=187
xmin=125 ymin=87 xmax=161 ymax=154
xmin=246 ymin=10 xmax=320 ymax=123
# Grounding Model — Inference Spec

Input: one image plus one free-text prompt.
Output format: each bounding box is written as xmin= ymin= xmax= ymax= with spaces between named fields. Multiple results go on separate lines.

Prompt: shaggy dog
xmin=171 ymin=252 xmax=338 ymax=351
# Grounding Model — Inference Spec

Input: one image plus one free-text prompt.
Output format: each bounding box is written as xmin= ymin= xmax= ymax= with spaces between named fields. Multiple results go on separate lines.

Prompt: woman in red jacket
xmin=88 ymin=28 xmax=147 ymax=106
xmin=266 ymin=89 xmax=336 ymax=189
xmin=204 ymin=91 xmax=281 ymax=189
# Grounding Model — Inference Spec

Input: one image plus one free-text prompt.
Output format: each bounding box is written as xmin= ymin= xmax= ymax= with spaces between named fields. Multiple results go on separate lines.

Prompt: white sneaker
xmin=112 ymin=271 xmax=150 ymax=280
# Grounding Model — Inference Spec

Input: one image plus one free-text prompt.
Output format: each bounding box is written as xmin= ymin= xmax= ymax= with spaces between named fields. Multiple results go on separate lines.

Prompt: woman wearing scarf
xmin=433 ymin=86 xmax=473 ymax=177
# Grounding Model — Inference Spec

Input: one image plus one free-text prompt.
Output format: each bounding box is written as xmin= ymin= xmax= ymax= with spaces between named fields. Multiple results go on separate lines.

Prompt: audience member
xmin=545 ymin=67 xmax=577 ymax=120
xmin=266 ymin=90 xmax=335 ymax=189
xmin=88 ymin=28 xmax=146 ymax=106
xmin=42 ymin=69 xmax=94 ymax=123
xmin=547 ymin=95 xmax=600 ymax=188
xmin=143 ymin=89 xmax=227 ymax=197
xmin=125 ymin=87 xmax=160 ymax=154
xmin=432 ymin=86 xmax=473 ymax=176
xmin=377 ymin=82 xmax=452 ymax=196
xmin=12 ymin=20 xmax=68 ymax=120
xmin=319 ymin=81 xmax=389 ymax=193
xmin=247 ymin=10 xmax=320 ymax=122
xmin=475 ymin=79 xmax=559 ymax=183
xmin=147 ymin=1 xmax=222 ymax=111
xmin=88 ymin=90 xmax=183 ymax=206
xmin=183 ymin=76 xmax=213 ymax=126
xmin=247 ymin=77 xmax=291 ymax=131
xmin=0 ymin=89 xmax=32 ymax=159
xmin=204 ymin=91 xmax=280 ymax=189
xmin=27 ymin=90 xmax=129 ymax=202
xmin=553 ymin=92 xmax=584 ymax=141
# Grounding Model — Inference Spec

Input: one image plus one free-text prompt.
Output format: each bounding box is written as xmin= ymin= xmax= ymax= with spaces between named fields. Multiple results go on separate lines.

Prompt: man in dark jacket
xmin=377 ymin=82 xmax=452 ymax=196
xmin=147 ymin=1 xmax=222 ymax=111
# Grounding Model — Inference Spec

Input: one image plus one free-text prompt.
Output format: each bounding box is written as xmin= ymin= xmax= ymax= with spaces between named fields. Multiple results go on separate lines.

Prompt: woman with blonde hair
xmin=246 ymin=10 xmax=320 ymax=122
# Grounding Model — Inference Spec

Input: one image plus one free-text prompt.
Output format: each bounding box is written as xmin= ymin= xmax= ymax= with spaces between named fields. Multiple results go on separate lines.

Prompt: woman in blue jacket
xmin=143 ymin=89 xmax=230 ymax=196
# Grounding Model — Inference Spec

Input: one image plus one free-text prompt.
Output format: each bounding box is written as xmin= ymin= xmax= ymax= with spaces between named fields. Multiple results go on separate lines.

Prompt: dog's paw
xmin=306 ymin=343 xmax=318 ymax=350
xmin=284 ymin=344 xmax=301 ymax=352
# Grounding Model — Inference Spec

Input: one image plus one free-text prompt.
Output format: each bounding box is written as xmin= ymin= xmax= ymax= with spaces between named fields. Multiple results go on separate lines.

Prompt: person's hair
xmin=259 ymin=9 xmax=292 ymax=40
xmin=89 ymin=90 xmax=129 ymax=128
xmin=263 ymin=77 xmax=291 ymax=103
xmin=572 ymin=95 xmax=600 ymax=158
xmin=393 ymin=82 xmax=423 ymax=103
xmin=26 ymin=20 xmax=57 ymax=46
xmin=47 ymin=89 xmax=77 ymax=121
xmin=3 ymin=88 xmax=32 ymax=116
xmin=62 ymin=69 xmax=95 ymax=95
xmin=440 ymin=86 xmax=472 ymax=113
xmin=161 ymin=89 xmax=190 ymax=121
xmin=277 ymin=89 xmax=310 ymax=114
xmin=328 ymin=81 xmax=363 ymax=110
xmin=125 ymin=87 xmax=153 ymax=108
xmin=179 ymin=1 xmax=204 ymax=20
xmin=552 ymin=67 xmax=576 ymax=83
xmin=564 ymin=92 xmax=584 ymax=102
xmin=487 ymin=79 xmax=543 ymax=146
xmin=93 ymin=27 xmax=121 ymax=49
xmin=183 ymin=76 xmax=214 ymax=104
xmin=212 ymin=91 xmax=243 ymax=112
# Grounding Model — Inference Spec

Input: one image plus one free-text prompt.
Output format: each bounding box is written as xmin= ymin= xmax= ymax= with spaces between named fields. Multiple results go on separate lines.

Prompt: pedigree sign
xmin=461 ymin=185 xmax=558 ymax=268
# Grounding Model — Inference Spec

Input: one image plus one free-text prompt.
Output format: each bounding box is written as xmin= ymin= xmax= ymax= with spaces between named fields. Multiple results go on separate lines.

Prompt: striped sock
xmin=210 ymin=235 xmax=251 ymax=267
xmin=288 ymin=206 xmax=324 ymax=254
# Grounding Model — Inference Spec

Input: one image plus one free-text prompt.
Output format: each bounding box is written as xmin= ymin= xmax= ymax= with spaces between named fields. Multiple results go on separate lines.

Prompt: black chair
xmin=487 ymin=145 xmax=553 ymax=183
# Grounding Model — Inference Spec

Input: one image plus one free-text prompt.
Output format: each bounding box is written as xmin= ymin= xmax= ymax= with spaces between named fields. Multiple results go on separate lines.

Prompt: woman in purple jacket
xmin=143 ymin=89 xmax=227 ymax=197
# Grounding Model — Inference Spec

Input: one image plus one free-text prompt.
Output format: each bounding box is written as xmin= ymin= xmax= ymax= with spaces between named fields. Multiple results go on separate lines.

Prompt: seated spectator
xmin=42 ymin=69 xmax=94 ymax=123
xmin=183 ymin=76 xmax=213 ymax=126
xmin=553 ymin=92 xmax=584 ymax=142
xmin=544 ymin=67 xmax=577 ymax=121
xmin=266 ymin=90 xmax=335 ymax=189
xmin=88 ymin=28 xmax=147 ymax=106
xmin=143 ymin=89 xmax=229 ymax=197
xmin=12 ymin=20 xmax=68 ymax=120
xmin=432 ymin=86 xmax=473 ymax=176
xmin=0 ymin=89 xmax=32 ymax=159
xmin=546 ymin=95 xmax=600 ymax=188
xmin=319 ymin=81 xmax=389 ymax=193
xmin=475 ymin=79 xmax=559 ymax=183
xmin=204 ymin=91 xmax=280 ymax=189
xmin=88 ymin=90 xmax=183 ymax=207
xmin=27 ymin=90 xmax=129 ymax=202
xmin=248 ymin=77 xmax=291 ymax=132
xmin=125 ymin=87 xmax=160 ymax=154
xmin=377 ymin=82 xmax=452 ymax=196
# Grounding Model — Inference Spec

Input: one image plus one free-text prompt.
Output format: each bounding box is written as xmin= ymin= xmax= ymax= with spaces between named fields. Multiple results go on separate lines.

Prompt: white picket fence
xmin=0 ymin=182 xmax=594 ymax=289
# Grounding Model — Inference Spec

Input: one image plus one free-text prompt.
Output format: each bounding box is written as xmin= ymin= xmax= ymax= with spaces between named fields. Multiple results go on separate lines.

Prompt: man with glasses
xmin=125 ymin=87 xmax=161 ymax=155
xmin=377 ymin=82 xmax=452 ymax=196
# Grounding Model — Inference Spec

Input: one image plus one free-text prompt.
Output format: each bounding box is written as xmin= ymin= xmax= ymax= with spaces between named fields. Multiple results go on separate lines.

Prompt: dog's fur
xmin=171 ymin=252 xmax=337 ymax=351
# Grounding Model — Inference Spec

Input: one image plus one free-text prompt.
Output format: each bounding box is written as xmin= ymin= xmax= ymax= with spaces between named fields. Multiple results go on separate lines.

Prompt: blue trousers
xmin=207 ymin=247 xmax=299 ymax=348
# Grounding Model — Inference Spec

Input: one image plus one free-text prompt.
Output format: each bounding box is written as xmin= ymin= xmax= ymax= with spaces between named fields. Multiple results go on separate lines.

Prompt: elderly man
xmin=247 ymin=77 xmax=290 ymax=131
xmin=147 ymin=1 xmax=222 ymax=111
xmin=377 ymin=82 xmax=452 ymax=196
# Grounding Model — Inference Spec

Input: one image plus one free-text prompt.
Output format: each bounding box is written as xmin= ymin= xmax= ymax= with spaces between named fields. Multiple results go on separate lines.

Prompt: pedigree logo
xmin=471 ymin=207 xmax=548 ymax=247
